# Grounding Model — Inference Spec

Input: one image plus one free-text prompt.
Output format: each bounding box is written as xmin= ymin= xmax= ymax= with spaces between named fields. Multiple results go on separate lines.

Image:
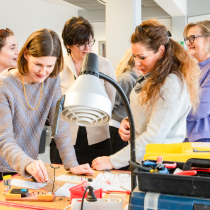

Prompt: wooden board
xmin=0 ymin=164 xmax=130 ymax=210
xmin=6 ymin=192 xmax=55 ymax=202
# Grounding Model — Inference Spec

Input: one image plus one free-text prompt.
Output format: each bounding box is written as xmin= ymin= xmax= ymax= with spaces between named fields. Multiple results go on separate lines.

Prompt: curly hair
xmin=131 ymin=19 xmax=199 ymax=112
xmin=115 ymin=49 xmax=135 ymax=77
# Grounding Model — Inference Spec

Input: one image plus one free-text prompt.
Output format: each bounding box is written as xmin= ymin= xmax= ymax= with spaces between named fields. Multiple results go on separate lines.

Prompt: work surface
xmin=0 ymin=164 xmax=130 ymax=210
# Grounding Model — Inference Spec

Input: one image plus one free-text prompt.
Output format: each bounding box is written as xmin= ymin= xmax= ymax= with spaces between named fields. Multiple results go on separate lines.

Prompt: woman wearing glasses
xmin=50 ymin=16 xmax=116 ymax=166
xmin=183 ymin=20 xmax=210 ymax=142
xmin=92 ymin=19 xmax=199 ymax=170
xmin=0 ymin=28 xmax=19 ymax=72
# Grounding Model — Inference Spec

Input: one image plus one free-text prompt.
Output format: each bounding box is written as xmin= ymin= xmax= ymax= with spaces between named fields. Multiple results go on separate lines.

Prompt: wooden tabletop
xmin=0 ymin=164 xmax=130 ymax=210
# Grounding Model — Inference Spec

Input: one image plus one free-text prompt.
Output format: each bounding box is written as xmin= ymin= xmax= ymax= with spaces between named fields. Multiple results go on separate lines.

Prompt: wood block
xmin=5 ymin=194 xmax=21 ymax=200
xmin=5 ymin=192 xmax=55 ymax=202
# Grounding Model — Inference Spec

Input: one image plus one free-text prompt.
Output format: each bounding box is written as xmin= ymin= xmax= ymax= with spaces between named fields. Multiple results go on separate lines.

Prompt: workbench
xmin=0 ymin=164 xmax=130 ymax=210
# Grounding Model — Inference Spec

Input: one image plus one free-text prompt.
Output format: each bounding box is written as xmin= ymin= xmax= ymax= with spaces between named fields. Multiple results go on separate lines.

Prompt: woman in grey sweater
xmin=92 ymin=19 xmax=200 ymax=170
xmin=110 ymin=49 xmax=141 ymax=157
xmin=0 ymin=29 xmax=94 ymax=182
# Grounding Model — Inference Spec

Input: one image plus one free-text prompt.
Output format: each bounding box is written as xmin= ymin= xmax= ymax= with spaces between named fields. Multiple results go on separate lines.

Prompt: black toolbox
xmin=132 ymin=158 xmax=210 ymax=198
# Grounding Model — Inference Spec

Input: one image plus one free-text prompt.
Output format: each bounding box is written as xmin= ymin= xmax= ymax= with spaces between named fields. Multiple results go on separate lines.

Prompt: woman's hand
xmin=119 ymin=119 xmax=130 ymax=141
xmin=70 ymin=164 xmax=94 ymax=176
xmin=26 ymin=160 xmax=49 ymax=183
xmin=92 ymin=156 xmax=113 ymax=171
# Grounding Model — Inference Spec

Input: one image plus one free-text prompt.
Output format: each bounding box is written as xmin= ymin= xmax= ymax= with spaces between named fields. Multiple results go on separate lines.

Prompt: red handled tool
xmin=192 ymin=167 xmax=210 ymax=172
xmin=156 ymin=156 xmax=177 ymax=169
xmin=174 ymin=170 xmax=197 ymax=176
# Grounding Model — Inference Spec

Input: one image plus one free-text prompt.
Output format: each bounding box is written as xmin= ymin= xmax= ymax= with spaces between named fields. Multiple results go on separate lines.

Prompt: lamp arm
xmin=99 ymin=72 xmax=137 ymax=191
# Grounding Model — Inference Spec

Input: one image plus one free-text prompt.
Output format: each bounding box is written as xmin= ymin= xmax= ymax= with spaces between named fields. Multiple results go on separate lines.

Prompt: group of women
xmin=0 ymin=16 xmax=209 ymax=182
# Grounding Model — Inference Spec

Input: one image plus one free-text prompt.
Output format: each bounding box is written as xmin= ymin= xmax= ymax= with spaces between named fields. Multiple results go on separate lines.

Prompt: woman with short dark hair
xmin=50 ymin=16 xmax=116 ymax=166
xmin=0 ymin=28 xmax=19 ymax=72
xmin=0 ymin=28 xmax=94 ymax=182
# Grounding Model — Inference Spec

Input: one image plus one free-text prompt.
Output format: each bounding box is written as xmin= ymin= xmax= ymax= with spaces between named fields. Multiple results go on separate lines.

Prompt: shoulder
xmin=163 ymin=74 xmax=183 ymax=90
xmin=0 ymin=70 xmax=14 ymax=87
xmin=45 ymin=75 xmax=61 ymax=87
xmin=160 ymin=73 xmax=188 ymax=101
xmin=98 ymin=55 xmax=113 ymax=70
xmin=117 ymin=71 xmax=136 ymax=83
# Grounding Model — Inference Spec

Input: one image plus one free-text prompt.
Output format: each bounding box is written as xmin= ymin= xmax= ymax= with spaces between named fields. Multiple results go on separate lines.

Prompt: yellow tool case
xmin=144 ymin=142 xmax=210 ymax=162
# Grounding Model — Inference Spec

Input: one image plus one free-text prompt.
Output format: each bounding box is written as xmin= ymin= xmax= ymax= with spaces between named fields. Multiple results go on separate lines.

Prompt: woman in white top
xmin=92 ymin=19 xmax=200 ymax=170
xmin=50 ymin=17 xmax=116 ymax=166
xmin=0 ymin=28 xmax=19 ymax=72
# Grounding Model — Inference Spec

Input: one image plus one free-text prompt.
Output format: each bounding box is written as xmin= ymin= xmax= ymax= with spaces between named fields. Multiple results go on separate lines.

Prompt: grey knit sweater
xmin=110 ymin=74 xmax=191 ymax=168
xmin=0 ymin=70 xmax=78 ymax=177
xmin=112 ymin=70 xmax=138 ymax=123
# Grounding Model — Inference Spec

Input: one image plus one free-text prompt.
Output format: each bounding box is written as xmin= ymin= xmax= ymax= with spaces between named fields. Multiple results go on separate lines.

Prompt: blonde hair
xmin=115 ymin=49 xmax=135 ymax=77
xmin=18 ymin=28 xmax=63 ymax=78
xmin=131 ymin=19 xmax=199 ymax=112
xmin=183 ymin=20 xmax=210 ymax=39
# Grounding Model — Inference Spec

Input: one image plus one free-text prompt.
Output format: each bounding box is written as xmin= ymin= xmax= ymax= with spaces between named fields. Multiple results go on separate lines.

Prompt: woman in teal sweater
xmin=0 ymin=28 xmax=94 ymax=182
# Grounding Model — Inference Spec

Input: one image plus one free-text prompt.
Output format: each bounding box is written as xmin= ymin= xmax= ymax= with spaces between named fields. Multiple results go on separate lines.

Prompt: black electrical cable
xmin=81 ymin=186 xmax=90 ymax=210
xmin=99 ymin=72 xmax=137 ymax=191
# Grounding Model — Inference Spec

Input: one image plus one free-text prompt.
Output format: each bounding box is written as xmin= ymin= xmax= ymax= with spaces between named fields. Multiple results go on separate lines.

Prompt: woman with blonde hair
xmin=92 ymin=19 xmax=199 ymax=170
xmin=110 ymin=49 xmax=140 ymax=160
xmin=184 ymin=20 xmax=210 ymax=142
xmin=0 ymin=28 xmax=94 ymax=182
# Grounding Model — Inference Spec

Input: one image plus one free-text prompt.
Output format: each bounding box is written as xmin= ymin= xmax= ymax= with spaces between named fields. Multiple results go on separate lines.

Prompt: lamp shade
xmin=60 ymin=53 xmax=112 ymax=127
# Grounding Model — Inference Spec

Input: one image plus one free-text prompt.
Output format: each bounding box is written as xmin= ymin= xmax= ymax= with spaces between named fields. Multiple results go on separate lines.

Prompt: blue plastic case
xmin=129 ymin=187 xmax=210 ymax=210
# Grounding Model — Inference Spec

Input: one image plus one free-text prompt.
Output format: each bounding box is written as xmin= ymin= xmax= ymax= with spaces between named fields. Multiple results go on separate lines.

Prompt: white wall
xmin=91 ymin=22 xmax=106 ymax=55
xmin=142 ymin=18 xmax=172 ymax=31
xmin=106 ymin=0 xmax=141 ymax=71
xmin=0 ymin=0 xmax=78 ymax=55
xmin=188 ymin=14 xmax=210 ymax=23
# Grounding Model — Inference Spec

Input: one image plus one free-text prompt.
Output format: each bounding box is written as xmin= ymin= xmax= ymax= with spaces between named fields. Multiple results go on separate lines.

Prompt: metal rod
xmin=99 ymin=72 xmax=137 ymax=191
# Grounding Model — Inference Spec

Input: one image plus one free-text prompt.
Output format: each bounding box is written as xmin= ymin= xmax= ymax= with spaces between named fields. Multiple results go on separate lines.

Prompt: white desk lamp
xmin=52 ymin=53 xmax=137 ymax=191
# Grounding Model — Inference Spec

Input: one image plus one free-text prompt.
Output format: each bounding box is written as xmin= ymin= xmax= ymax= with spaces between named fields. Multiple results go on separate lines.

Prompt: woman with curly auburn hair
xmin=184 ymin=20 xmax=210 ymax=142
xmin=92 ymin=19 xmax=200 ymax=170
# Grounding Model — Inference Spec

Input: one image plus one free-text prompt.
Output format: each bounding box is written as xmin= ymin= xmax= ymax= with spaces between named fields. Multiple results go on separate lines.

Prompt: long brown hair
xmin=131 ymin=19 xmax=199 ymax=111
xmin=18 ymin=28 xmax=63 ymax=78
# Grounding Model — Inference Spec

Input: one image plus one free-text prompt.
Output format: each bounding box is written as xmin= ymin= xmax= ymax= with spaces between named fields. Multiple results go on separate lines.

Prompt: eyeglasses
xmin=0 ymin=28 xmax=13 ymax=37
xmin=184 ymin=35 xmax=206 ymax=44
xmin=74 ymin=39 xmax=95 ymax=51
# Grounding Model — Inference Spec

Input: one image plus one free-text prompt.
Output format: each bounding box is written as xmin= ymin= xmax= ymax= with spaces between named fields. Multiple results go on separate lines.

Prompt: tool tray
xmin=132 ymin=158 xmax=210 ymax=198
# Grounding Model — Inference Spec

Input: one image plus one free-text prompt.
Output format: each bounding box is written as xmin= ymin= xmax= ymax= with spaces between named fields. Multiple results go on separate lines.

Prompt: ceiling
xmin=63 ymin=0 xmax=105 ymax=10
xmin=142 ymin=0 xmax=159 ymax=8
xmin=63 ymin=0 xmax=159 ymax=11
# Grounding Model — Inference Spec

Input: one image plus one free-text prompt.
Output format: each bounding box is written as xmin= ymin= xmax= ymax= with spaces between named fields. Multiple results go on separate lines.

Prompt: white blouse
xmin=60 ymin=54 xmax=116 ymax=145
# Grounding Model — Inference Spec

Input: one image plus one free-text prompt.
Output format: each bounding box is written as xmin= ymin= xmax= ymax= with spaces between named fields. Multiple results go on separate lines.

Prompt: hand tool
xmin=174 ymin=170 xmax=197 ymax=176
